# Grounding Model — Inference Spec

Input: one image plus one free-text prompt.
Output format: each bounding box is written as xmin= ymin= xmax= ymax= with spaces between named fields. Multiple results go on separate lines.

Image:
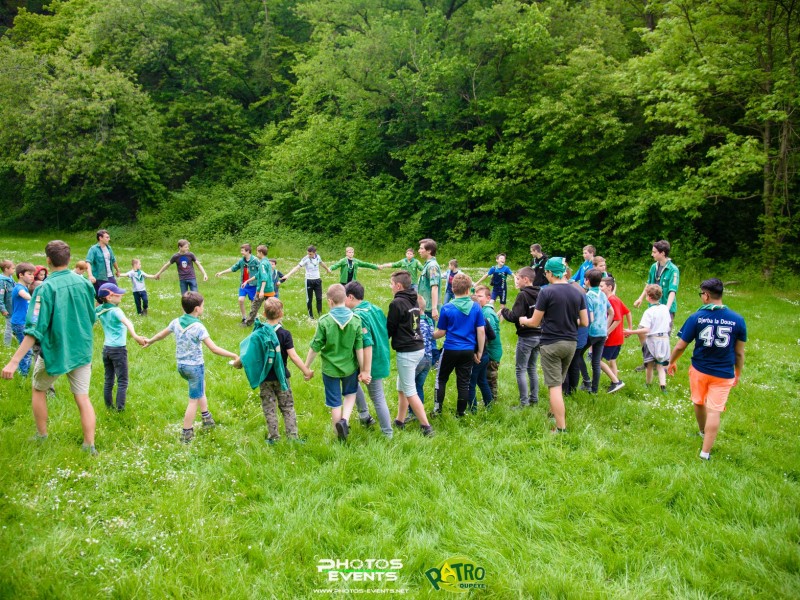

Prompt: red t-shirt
xmin=606 ymin=295 xmax=630 ymax=347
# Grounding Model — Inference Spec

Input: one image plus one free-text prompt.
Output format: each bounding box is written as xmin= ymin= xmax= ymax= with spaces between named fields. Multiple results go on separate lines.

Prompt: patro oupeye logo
xmin=425 ymin=556 xmax=487 ymax=592
xmin=317 ymin=558 xmax=404 ymax=582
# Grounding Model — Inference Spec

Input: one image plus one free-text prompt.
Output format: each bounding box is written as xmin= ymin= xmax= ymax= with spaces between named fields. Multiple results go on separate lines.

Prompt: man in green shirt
xmin=86 ymin=229 xmax=120 ymax=300
xmin=2 ymin=240 xmax=98 ymax=454
xmin=304 ymin=284 xmax=369 ymax=441
xmin=417 ymin=238 xmax=442 ymax=321
xmin=345 ymin=281 xmax=393 ymax=438
xmin=329 ymin=247 xmax=380 ymax=285
xmin=380 ymin=248 xmax=424 ymax=290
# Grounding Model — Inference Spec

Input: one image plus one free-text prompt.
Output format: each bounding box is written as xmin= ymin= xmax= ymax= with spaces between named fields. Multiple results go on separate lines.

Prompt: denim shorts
xmin=178 ymin=363 xmax=205 ymax=399
xmin=322 ymin=372 xmax=359 ymax=408
xmin=239 ymin=285 xmax=257 ymax=300
xmin=602 ymin=344 xmax=622 ymax=360
xmin=396 ymin=349 xmax=425 ymax=396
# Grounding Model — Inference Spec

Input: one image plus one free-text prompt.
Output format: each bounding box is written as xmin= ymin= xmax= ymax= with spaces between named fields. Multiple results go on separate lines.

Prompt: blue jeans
xmin=103 ymin=345 xmax=129 ymax=409
xmin=414 ymin=356 xmax=432 ymax=404
xmin=515 ymin=335 xmax=540 ymax=405
xmin=468 ymin=351 xmax=492 ymax=410
xmin=179 ymin=279 xmax=198 ymax=295
xmin=11 ymin=322 xmax=32 ymax=376
xmin=133 ymin=290 xmax=149 ymax=314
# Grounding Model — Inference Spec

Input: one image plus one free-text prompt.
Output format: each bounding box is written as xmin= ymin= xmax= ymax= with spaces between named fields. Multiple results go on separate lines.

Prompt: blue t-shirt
xmin=678 ymin=307 xmax=747 ymax=379
xmin=437 ymin=301 xmax=486 ymax=351
xmin=570 ymin=259 xmax=594 ymax=283
xmin=488 ymin=265 xmax=513 ymax=289
xmin=586 ymin=287 xmax=610 ymax=338
xmin=11 ymin=283 xmax=29 ymax=325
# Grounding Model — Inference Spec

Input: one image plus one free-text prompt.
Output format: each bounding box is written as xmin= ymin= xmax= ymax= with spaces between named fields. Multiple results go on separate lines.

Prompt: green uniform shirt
xmin=329 ymin=257 xmax=379 ymax=285
xmin=255 ymin=259 xmax=275 ymax=294
xmin=389 ymin=257 xmax=424 ymax=283
xmin=353 ymin=300 xmax=391 ymax=380
xmin=86 ymin=243 xmax=117 ymax=281
xmin=231 ymin=255 xmax=261 ymax=286
xmin=310 ymin=312 xmax=364 ymax=378
xmin=482 ymin=305 xmax=503 ymax=362
xmin=646 ymin=259 xmax=680 ymax=314
xmin=24 ymin=269 xmax=96 ymax=376
xmin=418 ymin=258 xmax=442 ymax=312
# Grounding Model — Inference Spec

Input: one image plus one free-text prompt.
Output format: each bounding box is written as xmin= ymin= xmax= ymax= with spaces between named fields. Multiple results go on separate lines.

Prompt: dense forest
xmin=0 ymin=0 xmax=798 ymax=270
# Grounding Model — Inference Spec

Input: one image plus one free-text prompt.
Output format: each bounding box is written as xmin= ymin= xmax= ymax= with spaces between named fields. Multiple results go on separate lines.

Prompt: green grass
xmin=1 ymin=234 xmax=799 ymax=599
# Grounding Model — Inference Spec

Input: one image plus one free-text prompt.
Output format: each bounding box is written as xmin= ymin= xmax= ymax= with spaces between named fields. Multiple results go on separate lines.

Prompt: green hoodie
xmin=353 ymin=300 xmax=391 ymax=380
xmin=451 ymin=296 xmax=474 ymax=315
xmin=239 ymin=319 xmax=288 ymax=390
xmin=482 ymin=305 xmax=502 ymax=362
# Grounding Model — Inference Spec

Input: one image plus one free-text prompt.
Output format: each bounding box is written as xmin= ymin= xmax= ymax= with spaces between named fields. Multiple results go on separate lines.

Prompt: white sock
xmin=699 ymin=451 xmax=710 ymax=460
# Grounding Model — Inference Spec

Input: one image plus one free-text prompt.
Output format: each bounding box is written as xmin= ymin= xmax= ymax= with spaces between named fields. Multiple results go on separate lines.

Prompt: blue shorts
xmin=239 ymin=285 xmax=257 ymax=300
xmin=491 ymin=286 xmax=507 ymax=304
xmin=178 ymin=363 xmax=205 ymax=399
xmin=322 ymin=372 xmax=359 ymax=408
xmin=602 ymin=345 xmax=621 ymax=361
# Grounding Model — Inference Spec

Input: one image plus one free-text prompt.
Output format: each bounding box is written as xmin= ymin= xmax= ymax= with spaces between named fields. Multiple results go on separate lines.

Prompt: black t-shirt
xmin=265 ymin=326 xmax=294 ymax=380
xmin=169 ymin=252 xmax=198 ymax=281
xmin=530 ymin=254 xmax=549 ymax=288
xmin=535 ymin=283 xmax=587 ymax=344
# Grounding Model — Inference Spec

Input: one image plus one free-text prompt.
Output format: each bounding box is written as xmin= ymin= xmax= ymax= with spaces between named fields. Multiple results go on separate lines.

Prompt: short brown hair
xmin=344 ymin=281 xmax=365 ymax=300
xmin=451 ymin=272 xmax=472 ymax=295
xmin=96 ymin=229 xmax=109 ymax=240
xmin=653 ymin=240 xmax=670 ymax=257
xmin=474 ymin=285 xmax=491 ymax=296
xmin=530 ymin=244 xmax=542 ymax=252
xmin=327 ymin=283 xmax=346 ymax=304
xmin=419 ymin=238 xmax=437 ymax=256
xmin=178 ymin=239 xmax=189 ymax=248
xmin=240 ymin=243 xmax=252 ymax=253
xmin=0 ymin=260 xmax=13 ymax=271
xmin=391 ymin=270 xmax=412 ymax=290
xmin=583 ymin=245 xmax=596 ymax=255
xmin=645 ymin=284 xmax=662 ymax=301
xmin=515 ymin=267 xmax=536 ymax=284
xmin=74 ymin=260 xmax=88 ymax=270
xmin=45 ymin=240 xmax=71 ymax=267
xmin=601 ymin=276 xmax=616 ymax=290
xmin=16 ymin=262 xmax=35 ymax=279
xmin=592 ymin=256 xmax=605 ymax=266
xmin=256 ymin=245 xmax=269 ymax=256
xmin=263 ymin=297 xmax=284 ymax=320
xmin=181 ymin=291 xmax=204 ymax=314
xmin=307 ymin=245 xmax=317 ymax=253
xmin=585 ymin=268 xmax=604 ymax=287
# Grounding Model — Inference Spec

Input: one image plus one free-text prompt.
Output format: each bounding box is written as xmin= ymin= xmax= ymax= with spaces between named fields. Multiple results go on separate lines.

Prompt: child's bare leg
xmin=406 ymin=393 xmax=430 ymax=427
xmin=609 ymin=359 xmax=618 ymax=379
xmin=73 ymin=394 xmax=96 ymax=446
xmin=548 ymin=386 xmax=566 ymax=430
xmin=342 ymin=394 xmax=356 ymax=422
xmin=183 ymin=398 xmax=200 ymax=429
xmin=694 ymin=403 xmax=707 ymax=433
xmin=331 ymin=407 xmax=342 ymax=431
xmin=600 ymin=360 xmax=619 ymax=383
xmin=31 ymin=389 xmax=48 ymax=436
xmin=656 ymin=364 xmax=667 ymax=386
xmin=396 ymin=391 xmax=409 ymax=422
xmin=645 ymin=363 xmax=654 ymax=385
xmin=238 ymin=296 xmax=247 ymax=319
xmin=702 ymin=409 xmax=721 ymax=454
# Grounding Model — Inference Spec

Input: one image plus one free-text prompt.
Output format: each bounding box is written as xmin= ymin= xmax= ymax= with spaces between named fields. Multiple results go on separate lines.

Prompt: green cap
xmin=545 ymin=257 xmax=567 ymax=278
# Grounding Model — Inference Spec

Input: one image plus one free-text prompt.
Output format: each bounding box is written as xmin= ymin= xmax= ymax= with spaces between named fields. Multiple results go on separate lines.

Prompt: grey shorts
xmin=644 ymin=335 xmax=671 ymax=365
xmin=32 ymin=358 xmax=91 ymax=395
xmin=540 ymin=340 xmax=577 ymax=388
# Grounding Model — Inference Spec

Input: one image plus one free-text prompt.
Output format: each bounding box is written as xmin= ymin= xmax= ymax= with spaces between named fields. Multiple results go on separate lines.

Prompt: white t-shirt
xmin=122 ymin=270 xmax=150 ymax=292
xmin=299 ymin=255 xmax=323 ymax=280
xmin=640 ymin=304 xmax=671 ymax=336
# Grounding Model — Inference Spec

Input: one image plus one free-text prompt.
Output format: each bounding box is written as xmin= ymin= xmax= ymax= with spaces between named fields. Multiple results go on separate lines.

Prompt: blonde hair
xmin=451 ymin=272 xmax=472 ymax=295
xmin=327 ymin=284 xmax=346 ymax=304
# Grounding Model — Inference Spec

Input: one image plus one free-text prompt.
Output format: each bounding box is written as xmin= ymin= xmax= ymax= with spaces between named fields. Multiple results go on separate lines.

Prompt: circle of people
xmin=1 ymin=233 xmax=746 ymax=461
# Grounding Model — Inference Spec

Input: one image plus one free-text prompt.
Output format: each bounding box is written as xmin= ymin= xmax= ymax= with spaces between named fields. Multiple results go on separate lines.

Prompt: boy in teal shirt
xmin=345 ymin=281 xmax=393 ymax=438
xmin=2 ymin=241 xmax=98 ymax=453
xmin=95 ymin=283 xmax=146 ymax=410
xmin=243 ymin=244 xmax=276 ymax=326
xmin=304 ymin=284 xmax=369 ymax=442
xmin=475 ymin=285 xmax=503 ymax=401
xmin=417 ymin=238 xmax=442 ymax=321
xmin=329 ymin=247 xmax=380 ymax=285
xmin=215 ymin=243 xmax=261 ymax=324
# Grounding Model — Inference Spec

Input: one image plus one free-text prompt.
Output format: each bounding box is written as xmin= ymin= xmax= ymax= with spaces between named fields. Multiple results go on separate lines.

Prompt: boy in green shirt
xmin=243 ymin=244 xmax=276 ymax=326
xmin=2 ymin=241 xmax=99 ymax=454
xmin=475 ymin=285 xmax=503 ymax=401
xmin=380 ymin=248 xmax=423 ymax=290
xmin=329 ymin=247 xmax=380 ymax=285
xmin=417 ymin=238 xmax=442 ymax=321
xmin=304 ymin=284 xmax=369 ymax=442
xmin=1 ymin=259 xmax=14 ymax=346
xmin=345 ymin=281 xmax=393 ymax=438
xmin=215 ymin=243 xmax=261 ymax=324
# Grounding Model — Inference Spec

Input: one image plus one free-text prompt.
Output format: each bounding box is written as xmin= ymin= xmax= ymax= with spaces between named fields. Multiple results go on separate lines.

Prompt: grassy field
xmin=0 ymin=234 xmax=799 ymax=599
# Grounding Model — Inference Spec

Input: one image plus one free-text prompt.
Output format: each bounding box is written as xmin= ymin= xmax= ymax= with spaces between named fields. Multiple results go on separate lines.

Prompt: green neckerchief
xmin=451 ymin=296 xmax=474 ymax=315
xmin=329 ymin=306 xmax=353 ymax=328
xmin=179 ymin=314 xmax=202 ymax=328
xmin=132 ymin=269 xmax=145 ymax=283
xmin=698 ymin=303 xmax=727 ymax=311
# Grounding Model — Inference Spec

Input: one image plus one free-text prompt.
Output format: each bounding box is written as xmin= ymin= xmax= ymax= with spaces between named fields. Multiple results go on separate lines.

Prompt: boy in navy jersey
xmin=668 ymin=279 xmax=746 ymax=461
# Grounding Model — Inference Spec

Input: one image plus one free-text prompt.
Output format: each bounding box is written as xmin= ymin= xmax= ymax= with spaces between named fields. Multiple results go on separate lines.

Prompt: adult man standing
xmin=521 ymin=257 xmax=588 ymax=433
xmin=529 ymin=244 xmax=549 ymax=288
xmin=417 ymin=238 xmax=441 ymax=321
xmin=86 ymin=230 xmax=120 ymax=299
xmin=634 ymin=240 xmax=680 ymax=370
xmin=667 ymin=279 xmax=746 ymax=461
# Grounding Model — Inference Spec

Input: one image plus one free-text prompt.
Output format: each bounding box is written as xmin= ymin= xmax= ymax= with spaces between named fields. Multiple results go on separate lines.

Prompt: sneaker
xmin=81 ymin=443 xmax=98 ymax=455
xmin=550 ymin=427 xmax=567 ymax=435
xmin=288 ymin=436 xmax=306 ymax=444
xmin=580 ymin=382 xmax=592 ymax=392
xmin=31 ymin=432 xmax=48 ymax=442
xmin=698 ymin=430 xmax=705 ymax=438
xmin=335 ymin=419 xmax=349 ymax=441
xmin=142 ymin=309 xmax=148 ymax=317
xmin=393 ymin=419 xmax=406 ymax=430
xmin=660 ymin=385 xmax=667 ymax=393
xmin=202 ymin=415 xmax=216 ymax=428
xmin=46 ymin=387 xmax=56 ymax=399
xmin=181 ymin=428 xmax=194 ymax=443
xmin=699 ymin=451 xmax=711 ymax=461
xmin=404 ymin=412 xmax=418 ymax=424
xmin=360 ymin=415 xmax=377 ymax=427
xmin=634 ymin=364 xmax=646 ymax=372
xmin=607 ymin=380 xmax=625 ymax=394
xmin=421 ymin=425 xmax=435 ymax=437
xmin=510 ymin=403 xmax=529 ymax=410
xmin=431 ymin=403 xmax=443 ymax=417
xmin=266 ymin=437 xmax=278 ymax=445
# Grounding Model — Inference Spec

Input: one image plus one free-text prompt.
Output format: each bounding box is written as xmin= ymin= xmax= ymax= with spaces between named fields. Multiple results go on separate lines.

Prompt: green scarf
xmin=179 ymin=314 xmax=202 ymax=328
xmin=698 ymin=303 xmax=727 ymax=311
xmin=451 ymin=296 xmax=474 ymax=315
xmin=132 ymin=269 xmax=145 ymax=283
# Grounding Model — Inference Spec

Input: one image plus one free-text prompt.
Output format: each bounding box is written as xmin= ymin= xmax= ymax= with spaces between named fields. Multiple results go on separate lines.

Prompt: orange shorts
xmin=689 ymin=366 xmax=735 ymax=412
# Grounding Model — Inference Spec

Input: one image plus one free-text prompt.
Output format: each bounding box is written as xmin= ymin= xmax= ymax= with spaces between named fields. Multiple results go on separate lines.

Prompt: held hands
xmin=303 ymin=369 xmax=314 ymax=381
xmin=231 ymin=357 xmax=243 ymax=368
xmin=134 ymin=335 xmax=147 ymax=347
xmin=633 ymin=299 xmax=642 ymax=308
xmin=358 ymin=372 xmax=372 ymax=385
xmin=215 ymin=272 xmax=223 ymax=278
xmin=473 ymin=352 xmax=482 ymax=364
xmin=666 ymin=363 xmax=678 ymax=377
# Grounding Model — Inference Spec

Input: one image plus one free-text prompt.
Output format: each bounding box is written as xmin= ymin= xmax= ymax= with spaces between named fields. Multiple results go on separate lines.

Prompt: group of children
xmin=1 ymin=236 xmax=745 ymax=461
